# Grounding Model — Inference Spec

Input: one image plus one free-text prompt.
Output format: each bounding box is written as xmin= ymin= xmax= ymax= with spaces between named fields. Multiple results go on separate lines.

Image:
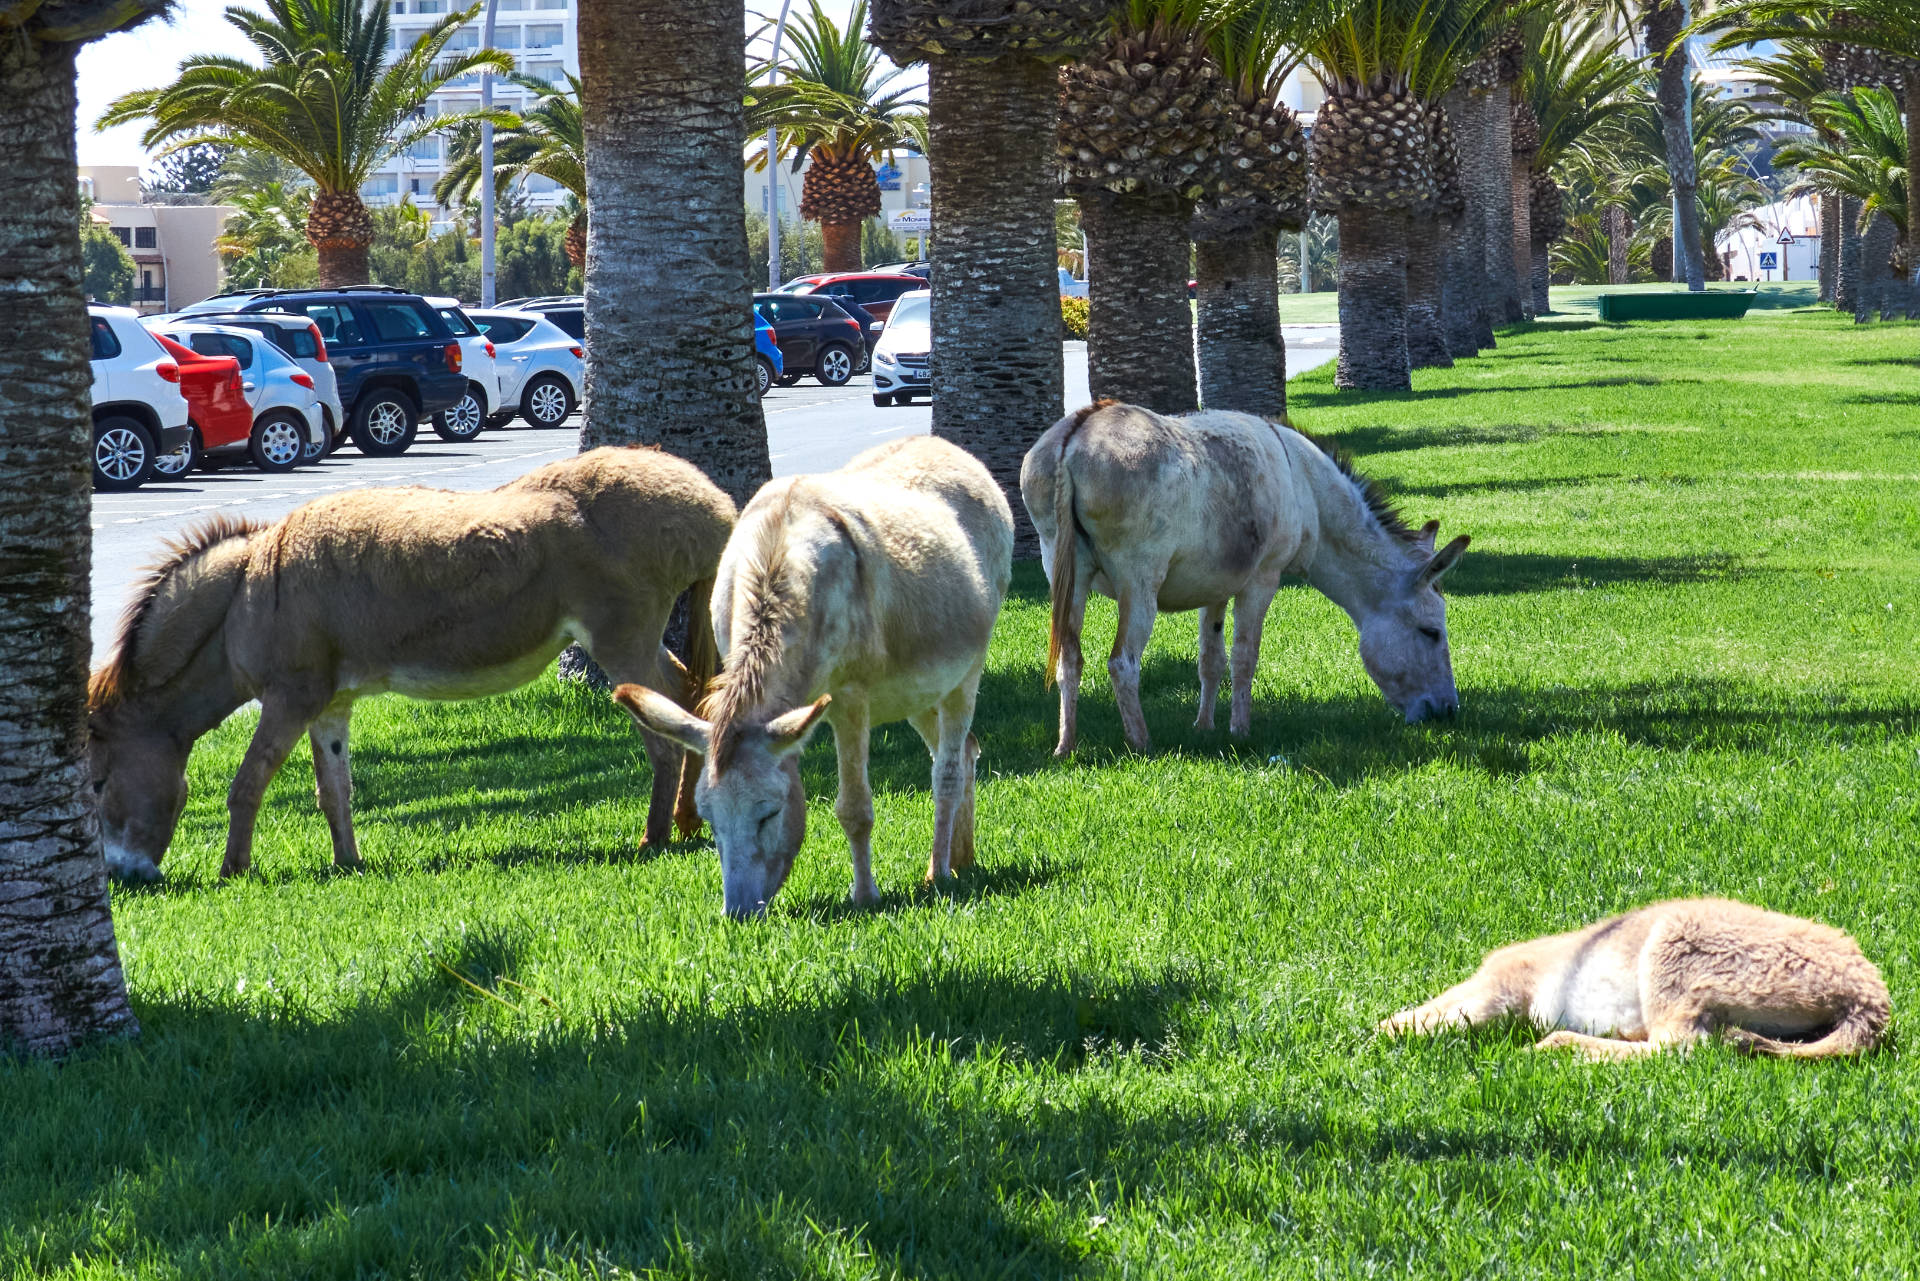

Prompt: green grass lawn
xmin=1275 ymin=280 xmax=1818 ymax=325
xmin=9 ymin=308 xmax=1920 ymax=1278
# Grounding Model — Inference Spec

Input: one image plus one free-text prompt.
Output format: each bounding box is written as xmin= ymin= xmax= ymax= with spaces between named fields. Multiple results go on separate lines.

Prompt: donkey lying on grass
xmin=88 ymin=447 xmax=736 ymax=880
xmin=616 ymin=436 xmax=1013 ymax=919
xmin=1381 ymin=898 xmax=1891 ymax=1060
xmin=1021 ymin=400 xmax=1471 ymax=756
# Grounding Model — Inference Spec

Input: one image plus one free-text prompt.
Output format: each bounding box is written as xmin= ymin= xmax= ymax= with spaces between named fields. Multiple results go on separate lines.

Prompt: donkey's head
xmin=86 ymin=699 xmax=192 ymax=882
xmin=614 ymin=684 xmax=831 ymax=919
xmin=1356 ymin=522 xmax=1471 ymax=724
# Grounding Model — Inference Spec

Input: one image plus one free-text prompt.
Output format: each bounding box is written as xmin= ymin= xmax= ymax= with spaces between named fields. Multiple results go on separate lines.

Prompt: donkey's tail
xmin=1045 ymin=438 xmax=1081 ymax=690
xmin=674 ymin=574 xmax=719 ymax=839
xmin=1724 ymin=998 xmax=1891 ymax=1059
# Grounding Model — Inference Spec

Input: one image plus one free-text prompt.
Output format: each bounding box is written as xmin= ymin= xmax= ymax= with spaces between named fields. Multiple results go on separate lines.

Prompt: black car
xmin=211 ymin=286 xmax=468 ymax=457
xmin=752 ymin=293 xmax=870 ymax=387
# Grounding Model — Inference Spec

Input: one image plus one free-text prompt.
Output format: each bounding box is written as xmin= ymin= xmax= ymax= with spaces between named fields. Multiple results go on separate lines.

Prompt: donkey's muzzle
xmin=1405 ymin=695 xmax=1459 ymax=724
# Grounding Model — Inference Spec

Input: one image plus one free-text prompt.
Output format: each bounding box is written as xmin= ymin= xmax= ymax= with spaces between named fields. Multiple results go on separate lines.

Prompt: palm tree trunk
xmin=1818 ymin=192 xmax=1836 ymax=304
xmin=926 ymin=54 xmax=1065 ymax=558
xmin=1483 ymin=83 xmax=1521 ymax=323
xmin=1530 ymin=235 xmax=1551 ymax=315
xmin=1406 ymin=212 xmax=1452 ymax=370
xmin=307 ymin=190 xmax=376 ymax=288
xmin=820 ymin=220 xmax=862 ymax=273
xmin=1440 ymin=88 xmax=1489 ymax=354
xmin=1082 ymin=191 xmax=1197 ymax=414
xmin=1334 ymin=207 xmax=1411 ymax=393
xmin=1193 ymin=227 xmax=1285 ymax=416
xmin=0 ymin=30 xmax=140 ymax=1058
xmin=1855 ymin=212 xmax=1896 ymax=324
xmin=577 ymin=0 xmax=769 ymax=505
xmin=1904 ymin=71 xmax=1920 ymax=313
xmin=1646 ymin=0 xmax=1705 ymax=292
xmin=1836 ymin=194 xmax=1860 ymax=313
xmin=1603 ymin=206 xmax=1632 ymax=284
xmin=1511 ymin=162 xmax=1534 ymax=320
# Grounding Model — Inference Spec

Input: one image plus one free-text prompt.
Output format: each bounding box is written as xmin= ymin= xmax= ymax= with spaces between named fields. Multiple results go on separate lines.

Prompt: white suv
xmin=466 ymin=309 xmax=584 ymax=429
xmin=426 ymin=298 xmax=499 ymax=442
xmin=192 ymin=311 xmax=347 ymax=454
xmin=88 ymin=306 xmax=191 ymax=491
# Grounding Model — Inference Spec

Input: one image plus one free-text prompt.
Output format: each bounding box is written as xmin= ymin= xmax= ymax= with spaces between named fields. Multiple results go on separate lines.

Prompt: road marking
xmin=870 ymin=422 xmax=920 ymax=436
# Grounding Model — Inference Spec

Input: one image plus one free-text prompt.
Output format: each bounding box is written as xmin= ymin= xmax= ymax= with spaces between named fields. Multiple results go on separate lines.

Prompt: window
xmin=290 ymin=302 xmax=365 ymax=347
xmin=134 ymin=227 xmax=158 ymax=249
xmin=446 ymin=25 xmax=478 ymax=48
xmin=437 ymin=307 xmax=479 ymax=336
xmin=363 ymin=300 xmax=438 ymax=341
xmin=89 ymin=316 xmax=122 ymax=361
xmin=525 ymin=175 xmax=558 ymax=194
xmin=493 ymin=25 xmax=521 ymax=47
xmin=412 ymin=0 xmax=445 ymax=11
xmin=364 ymin=174 xmax=399 ymax=197
xmin=497 ymin=0 xmax=524 ymax=9
xmin=472 ymin=315 xmax=535 ymax=343
xmin=111 ymin=226 xmax=131 ymax=246
xmin=523 ymin=60 xmax=564 ymax=84
xmin=524 ymin=22 xmax=563 ymax=47
xmin=187 ymin=331 xmax=254 ymax=369
xmin=888 ymin=293 xmax=929 ymax=326
xmin=539 ymin=307 xmax=584 ymax=340
xmin=407 ymin=138 xmax=441 ymax=161
xmin=535 ymin=0 xmax=565 ymax=9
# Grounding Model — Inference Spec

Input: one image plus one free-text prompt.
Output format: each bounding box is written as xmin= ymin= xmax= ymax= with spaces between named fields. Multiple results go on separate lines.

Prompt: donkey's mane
xmin=1300 ymin=432 xmax=1421 ymax=546
xmin=699 ymin=486 xmax=804 ymax=772
xmin=88 ymin=513 xmax=263 ymax=711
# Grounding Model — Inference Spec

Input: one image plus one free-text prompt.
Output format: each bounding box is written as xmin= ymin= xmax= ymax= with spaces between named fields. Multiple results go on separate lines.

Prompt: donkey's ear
xmin=612 ymin=684 xmax=712 ymax=755
xmin=767 ymin=695 xmax=832 ymax=756
xmin=1415 ymin=519 xmax=1440 ymax=552
xmin=1416 ymin=534 xmax=1471 ymax=588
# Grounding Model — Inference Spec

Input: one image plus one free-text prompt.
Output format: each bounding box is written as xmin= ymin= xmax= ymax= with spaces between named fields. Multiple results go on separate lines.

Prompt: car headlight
xmin=874 ymin=350 xmax=898 ymax=367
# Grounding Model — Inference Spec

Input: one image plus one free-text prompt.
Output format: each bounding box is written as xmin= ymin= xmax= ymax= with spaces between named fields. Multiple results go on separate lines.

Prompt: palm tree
xmin=1061 ymin=0 xmax=1232 ymax=413
xmin=0 ymin=0 xmax=155 ymax=1058
xmin=1736 ymin=41 xmax=1837 ymax=301
xmin=1776 ymin=87 xmax=1911 ymax=318
xmin=746 ymin=1 xmax=926 ymax=274
xmin=1640 ymin=0 xmax=1708 ymax=292
xmin=871 ymin=0 xmax=1106 ymax=556
xmin=1191 ymin=0 xmax=1313 ymax=412
xmin=99 ymin=0 xmax=512 ymax=286
xmin=437 ymin=74 xmax=588 ymax=267
xmin=216 ymin=181 xmax=316 ymax=288
xmin=576 ymin=0 xmax=769 ymax=505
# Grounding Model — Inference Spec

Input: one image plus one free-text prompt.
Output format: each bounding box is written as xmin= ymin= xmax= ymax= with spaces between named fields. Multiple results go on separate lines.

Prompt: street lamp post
xmin=766 ymin=0 xmax=795 ymax=291
xmin=480 ymin=0 xmax=501 ymax=306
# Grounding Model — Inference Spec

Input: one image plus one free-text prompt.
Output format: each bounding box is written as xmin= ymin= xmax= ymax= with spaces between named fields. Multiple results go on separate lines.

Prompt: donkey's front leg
xmin=1228 ymin=580 xmax=1280 ymax=738
xmin=1108 ymin=582 xmax=1161 ymax=752
xmin=223 ymin=688 xmax=325 ymax=878
xmin=308 ymin=704 xmax=362 ymax=871
xmin=830 ymin=696 xmax=879 ymax=906
xmin=1195 ymin=601 xmax=1229 ymax=730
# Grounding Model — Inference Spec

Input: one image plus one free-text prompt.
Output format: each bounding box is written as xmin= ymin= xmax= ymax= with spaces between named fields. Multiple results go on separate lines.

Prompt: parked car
xmin=87 ymin=305 xmax=191 ymax=491
xmin=191 ymin=311 xmax=347 ymax=452
xmin=755 ymin=312 xmax=783 ymax=398
xmin=776 ymin=272 xmax=927 ymax=328
xmin=213 ymin=287 xmax=467 ymax=456
xmin=753 ymin=292 xmax=866 ymax=387
xmin=869 ymin=260 xmax=930 ymax=280
xmin=466 ymin=309 xmax=585 ymax=429
xmin=1057 ymin=266 xmax=1089 ymax=299
xmin=514 ymin=297 xmax=585 ymax=341
xmin=155 ymin=321 xmax=327 ymax=473
xmin=425 ymin=297 xmax=500 ymax=441
xmin=146 ymin=333 xmax=249 ymax=478
xmin=870 ymin=288 xmax=930 ymax=407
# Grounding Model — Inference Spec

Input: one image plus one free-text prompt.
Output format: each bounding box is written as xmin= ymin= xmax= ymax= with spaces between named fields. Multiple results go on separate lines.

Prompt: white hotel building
xmin=362 ymin=0 xmax=579 ymax=218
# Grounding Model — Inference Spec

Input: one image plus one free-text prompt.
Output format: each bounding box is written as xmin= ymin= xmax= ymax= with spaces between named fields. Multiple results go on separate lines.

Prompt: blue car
xmin=754 ymin=310 xmax=782 ymax=397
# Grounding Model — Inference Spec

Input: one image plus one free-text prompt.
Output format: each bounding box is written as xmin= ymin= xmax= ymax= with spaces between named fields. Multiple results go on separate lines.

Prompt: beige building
xmin=79 ymin=166 xmax=236 ymax=314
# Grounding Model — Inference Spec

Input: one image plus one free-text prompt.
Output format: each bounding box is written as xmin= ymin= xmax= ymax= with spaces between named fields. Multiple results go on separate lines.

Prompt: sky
xmin=77 ymin=0 xmax=896 ymax=173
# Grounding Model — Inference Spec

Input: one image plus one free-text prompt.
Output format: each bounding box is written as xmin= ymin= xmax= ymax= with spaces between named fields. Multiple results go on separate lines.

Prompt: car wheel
xmin=151 ymin=428 xmax=201 ymax=480
xmin=92 ymin=416 xmax=154 ymax=492
xmin=249 ymin=412 xmax=306 ymax=473
xmin=519 ymin=374 xmax=575 ymax=428
xmin=349 ymin=388 xmax=418 ymax=456
xmin=434 ymin=382 xmax=488 ymax=441
xmin=872 ymin=394 xmax=893 ymax=408
xmin=775 ymin=372 xmax=803 ymax=387
xmin=755 ymin=356 xmax=774 ymax=398
xmin=814 ymin=344 xmax=855 ymax=387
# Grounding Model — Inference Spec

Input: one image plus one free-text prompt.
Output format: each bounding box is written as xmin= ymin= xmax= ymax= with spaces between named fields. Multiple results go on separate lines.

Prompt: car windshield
xmin=889 ymin=294 xmax=930 ymax=327
xmin=473 ymin=315 xmax=536 ymax=343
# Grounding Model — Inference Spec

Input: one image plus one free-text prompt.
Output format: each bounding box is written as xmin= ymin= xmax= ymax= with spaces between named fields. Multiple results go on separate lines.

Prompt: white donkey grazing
xmin=616 ymin=436 xmax=1013 ymax=919
xmin=1021 ymin=400 xmax=1471 ymax=755
xmin=1380 ymin=898 xmax=1891 ymax=1060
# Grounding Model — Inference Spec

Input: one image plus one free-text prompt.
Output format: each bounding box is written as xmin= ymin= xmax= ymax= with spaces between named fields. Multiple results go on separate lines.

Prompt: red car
xmin=150 ymin=332 xmax=251 ymax=477
xmin=777 ymin=272 xmax=927 ymax=326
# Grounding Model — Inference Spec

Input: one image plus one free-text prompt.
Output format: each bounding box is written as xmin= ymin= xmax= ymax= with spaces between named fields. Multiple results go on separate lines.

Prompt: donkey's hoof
xmin=217 ymin=860 xmax=252 ymax=880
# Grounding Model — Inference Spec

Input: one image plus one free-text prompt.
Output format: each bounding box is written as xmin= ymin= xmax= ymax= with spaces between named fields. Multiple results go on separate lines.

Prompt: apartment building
xmin=79 ymin=166 xmax=236 ymax=314
xmin=363 ymin=0 xmax=578 ymax=219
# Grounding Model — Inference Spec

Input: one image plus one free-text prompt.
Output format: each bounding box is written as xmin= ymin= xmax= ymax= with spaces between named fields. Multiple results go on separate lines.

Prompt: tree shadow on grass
xmin=1294 ymin=376 xmax=1664 ymax=412
xmin=1380 ymin=474 xmax=1621 ymax=500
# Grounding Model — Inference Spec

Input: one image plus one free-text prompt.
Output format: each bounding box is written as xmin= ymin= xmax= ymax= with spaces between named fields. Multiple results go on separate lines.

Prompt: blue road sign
xmin=1758 ymin=251 xmax=1779 ymax=271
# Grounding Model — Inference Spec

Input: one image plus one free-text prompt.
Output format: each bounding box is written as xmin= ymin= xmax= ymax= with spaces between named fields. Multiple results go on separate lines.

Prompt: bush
xmin=1060 ymin=294 xmax=1089 ymax=340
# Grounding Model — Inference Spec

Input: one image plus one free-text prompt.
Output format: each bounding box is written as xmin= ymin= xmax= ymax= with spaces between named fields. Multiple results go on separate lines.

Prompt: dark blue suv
xmin=213 ymin=287 xmax=468 ymax=456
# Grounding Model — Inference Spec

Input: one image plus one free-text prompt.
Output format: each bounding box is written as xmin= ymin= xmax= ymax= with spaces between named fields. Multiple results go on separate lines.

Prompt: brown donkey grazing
xmin=615 ymin=436 xmax=1013 ymax=919
xmin=1380 ymin=898 xmax=1891 ymax=1060
xmin=1021 ymin=400 xmax=1471 ymax=755
xmin=88 ymin=447 xmax=736 ymax=880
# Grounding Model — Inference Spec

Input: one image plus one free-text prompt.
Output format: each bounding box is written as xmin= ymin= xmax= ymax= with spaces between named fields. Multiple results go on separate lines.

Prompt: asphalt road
xmin=88 ymin=332 xmax=1338 ymax=657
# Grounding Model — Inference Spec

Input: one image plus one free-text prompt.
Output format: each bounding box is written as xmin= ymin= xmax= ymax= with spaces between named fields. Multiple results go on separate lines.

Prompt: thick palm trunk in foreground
xmin=577 ymin=0 xmax=769 ymax=505
xmin=1083 ymin=193 xmax=1198 ymax=413
xmin=1406 ymin=213 xmax=1452 ymax=369
xmin=1530 ymin=237 xmax=1551 ymax=315
xmin=1856 ymin=212 xmax=1897 ymax=323
xmin=1 ymin=28 xmax=139 ymax=1058
xmin=1484 ymin=83 xmax=1520 ymax=323
xmin=1818 ymin=192 xmax=1837 ymax=305
xmin=1439 ymin=88 xmax=1489 ymax=355
xmin=1335 ymin=208 xmax=1412 ymax=392
xmin=1836 ymin=194 xmax=1860 ymax=314
xmin=1194 ymin=229 xmax=1285 ymax=415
